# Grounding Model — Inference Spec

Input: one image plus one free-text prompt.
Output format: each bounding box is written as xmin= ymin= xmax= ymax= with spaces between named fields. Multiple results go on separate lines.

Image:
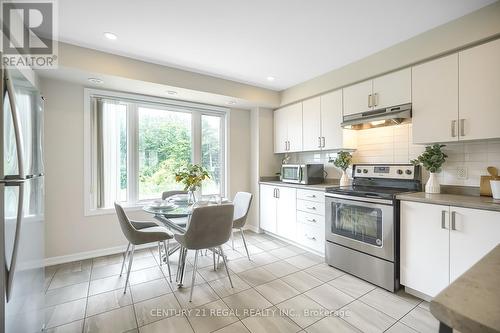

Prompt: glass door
xmin=332 ymin=203 xmax=383 ymax=246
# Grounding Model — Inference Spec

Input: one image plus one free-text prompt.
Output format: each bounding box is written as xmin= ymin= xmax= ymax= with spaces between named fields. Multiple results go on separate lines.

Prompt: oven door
xmin=325 ymin=194 xmax=394 ymax=261
xmin=280 ymin=165 xmax=302 ymax=183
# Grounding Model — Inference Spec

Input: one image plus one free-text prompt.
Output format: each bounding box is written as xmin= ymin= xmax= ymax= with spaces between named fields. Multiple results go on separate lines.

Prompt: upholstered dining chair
xmin=162 ymin=190 xmax=188 ymax=200
xmin=174 ymin=204 xmax=235 ymax=302
xmin=114 ymin=202 xmax=174 ymax=293
xmin=231 ymin=192 xmax=253 ymax=260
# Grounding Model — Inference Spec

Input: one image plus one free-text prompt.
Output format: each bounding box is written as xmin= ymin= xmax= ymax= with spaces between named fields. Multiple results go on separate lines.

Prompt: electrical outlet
xmin=456 ymin=167 xmax=468 ymax=180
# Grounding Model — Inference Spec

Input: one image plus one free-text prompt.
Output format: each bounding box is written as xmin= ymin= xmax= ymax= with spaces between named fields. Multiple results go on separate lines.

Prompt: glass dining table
xmin=142 ymin=195 xmax=230 ymax=287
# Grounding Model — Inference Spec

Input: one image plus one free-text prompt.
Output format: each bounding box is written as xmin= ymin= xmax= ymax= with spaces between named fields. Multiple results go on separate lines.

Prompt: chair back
xmin=114 ymin=202 xmax=139 ymax=244
xmin=162 ymin=190 xmax=188 ymax=200
xmin=232 ymin=192 xmax=253 ymax=229
xmin=182 ymin=204 xmax=234 ymax=250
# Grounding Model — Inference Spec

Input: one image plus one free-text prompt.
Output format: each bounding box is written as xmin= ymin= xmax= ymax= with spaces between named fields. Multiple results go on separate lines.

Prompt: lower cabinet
xmin=259 ymin=185 xmax=325 ymax=254
xmin=401 ymin=201 xmax=500 ymax=298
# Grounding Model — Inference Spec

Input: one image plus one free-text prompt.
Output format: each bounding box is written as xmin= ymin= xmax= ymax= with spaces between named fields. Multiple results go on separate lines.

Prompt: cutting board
xmin=480 ymin=175 xmax=493 ymax=196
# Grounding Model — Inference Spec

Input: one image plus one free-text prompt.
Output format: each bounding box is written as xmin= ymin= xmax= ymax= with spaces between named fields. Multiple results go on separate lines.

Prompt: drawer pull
xmin=306 ymin=206 xmax=317 ymax=210
xmin=306 ymin=195 xmax=316 ymax=198
xmin=304 ymin=234 xmax=316 ymax=241
xmin=306 ymin=218 xmax=317 ymax=223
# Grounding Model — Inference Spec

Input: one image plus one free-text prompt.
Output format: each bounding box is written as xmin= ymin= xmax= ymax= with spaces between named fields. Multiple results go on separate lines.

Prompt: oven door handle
xmin=325 ymin=193 xmax=393 ymax=205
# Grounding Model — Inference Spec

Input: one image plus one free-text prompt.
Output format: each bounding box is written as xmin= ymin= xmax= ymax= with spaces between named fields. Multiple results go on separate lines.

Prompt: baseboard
xmin=44 ymin=243 xmax=158 ymax=267
xmin=242 ymin=224 xmax=261 ymax=233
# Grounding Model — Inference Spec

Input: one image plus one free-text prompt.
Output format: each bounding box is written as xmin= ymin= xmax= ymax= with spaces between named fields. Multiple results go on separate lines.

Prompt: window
xmin=84 ymin=89 xmax=227 ymax=214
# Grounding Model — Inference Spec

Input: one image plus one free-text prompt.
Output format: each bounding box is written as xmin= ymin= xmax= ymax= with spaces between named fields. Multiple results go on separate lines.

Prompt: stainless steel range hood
xmin=341 ymin=103 xmax=412 ymax=130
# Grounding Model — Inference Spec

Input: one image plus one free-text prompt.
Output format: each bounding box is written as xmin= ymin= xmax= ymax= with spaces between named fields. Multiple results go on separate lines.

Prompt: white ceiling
xmin=57 ymin=0 xmax=495 ymax=91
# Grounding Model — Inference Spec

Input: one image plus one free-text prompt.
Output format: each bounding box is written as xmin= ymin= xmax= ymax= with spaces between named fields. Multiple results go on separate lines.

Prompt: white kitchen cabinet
xmin=372 ymin=68 xmax=411 ymax=109
xmin=343 ymin=69 xmax=411 ymax=117
xmin=401 ymin=200 xmax=500 ymax=298
xmin=259 ymin=184 xmax=297 ymax=241
xmin=400 ymin=201 xmax=450 ymax=298
xmin=276 ymin=186 xmax=297 ymax=241
xmin=273 ymin=103 xmax=303 ymax=153
xmin=321 ymin=90 xmax=352 ymax=150
xmin=459 ymin=38 xmax=500 ymax=141
xmin=412 ymin=54 xmax=459 ymax=143
xmin=449 ymin=206 xmax=500 ymax=282
xmin=259 ymin=184 xmax=277 ymax=233
xmin=302 ymin=97 xmax=322 ymax=151
xmin=343 ymin=80 xmax=373 ymax=116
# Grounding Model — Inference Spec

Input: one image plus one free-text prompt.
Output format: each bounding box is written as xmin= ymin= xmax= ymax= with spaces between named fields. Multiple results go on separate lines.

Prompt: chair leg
xmin=213 ymin=248 xmax=217 ymax=271
xmin=120 ymin=242 xmax=131 ymax=276
xmin=163 ymin=240 xmax=172 ymax=282
xmin=219 ymin=246 xmax=233 ymax=288
xmin=231 ymin=229 xmax=234 ymax=249
xmin=124 ymin=245 xmax=135 ymax=294
xmin=158 ymin=242 xmax=162 ymax=266
xmin=189 ymin=250 xmax=199 ymax=302
xmin=240 ymin=228 xmax=250 ymax=260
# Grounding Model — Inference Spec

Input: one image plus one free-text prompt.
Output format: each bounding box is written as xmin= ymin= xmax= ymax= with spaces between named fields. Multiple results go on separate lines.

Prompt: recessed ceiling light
xmin=266 ymin=76 xmax=275 ymax=82
xmin=228 ymin=101 xmax=237 ymax=105
xmin=103 ymin=32 xmax=117 ymax=40
xmin=166 ymin=90 xmax=178 ymax=95
xmin=88 ymin=78 xmax=104 ymax=84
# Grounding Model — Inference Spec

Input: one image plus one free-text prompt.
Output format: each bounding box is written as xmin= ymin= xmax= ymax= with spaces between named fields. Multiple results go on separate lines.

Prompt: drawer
xmin=297 ymin=211 xmax=325 ymax=227
xmin=297 ymin=223 xmax=325 ymax=253
xmin=296 ymin=189 xmax=324 ymax=203
xmin=297 ymin=199 xmax=325 ymax=215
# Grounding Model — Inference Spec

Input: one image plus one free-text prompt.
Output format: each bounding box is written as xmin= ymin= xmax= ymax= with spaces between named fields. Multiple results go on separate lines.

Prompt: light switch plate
xmin=456 ymin=167 xmax=468 ymax=180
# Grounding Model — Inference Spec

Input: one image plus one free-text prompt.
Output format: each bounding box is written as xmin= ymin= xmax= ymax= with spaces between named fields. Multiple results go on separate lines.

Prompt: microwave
xmin=280 ymin=164 xmax=324 ymax=185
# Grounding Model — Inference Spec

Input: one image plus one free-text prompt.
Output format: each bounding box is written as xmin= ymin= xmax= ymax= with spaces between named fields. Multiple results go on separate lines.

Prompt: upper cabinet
xmin=372 ymin=69 xmax=411 ymax=109
xmin=412 ymin=54 xmax=459 ymax=144
xmin=459 ymin=38 xmax=500 ymax=141
xmin=274 ymin=103 xmax=302 ymax=153
xmin=302 ymin=97 xmax=322 ymax=151
xmin=343 ymin=69 xmax=411 ymax=116
xmin=412 ymin=39 xmax=500 ymax=143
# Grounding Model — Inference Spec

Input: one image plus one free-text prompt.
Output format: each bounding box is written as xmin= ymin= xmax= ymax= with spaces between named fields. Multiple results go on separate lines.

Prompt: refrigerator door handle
xmin=4 ymin=181 xmax=24 ymax=302
xmin=4 ymin=70 xmax=26 ymax=179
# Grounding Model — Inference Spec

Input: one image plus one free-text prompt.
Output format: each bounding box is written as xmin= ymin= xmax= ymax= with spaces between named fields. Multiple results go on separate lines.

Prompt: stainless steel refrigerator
xmin=1 ymin=66 xmax=45 ymax=332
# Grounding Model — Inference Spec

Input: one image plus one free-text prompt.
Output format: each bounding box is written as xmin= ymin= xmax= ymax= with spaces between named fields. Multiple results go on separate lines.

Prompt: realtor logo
xmin=1 ymin=0 xmax=58 ymax=68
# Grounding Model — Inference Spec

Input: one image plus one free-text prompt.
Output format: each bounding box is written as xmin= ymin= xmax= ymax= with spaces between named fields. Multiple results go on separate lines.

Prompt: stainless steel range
xmin=325 ymin=164 xmax=421 ymax=292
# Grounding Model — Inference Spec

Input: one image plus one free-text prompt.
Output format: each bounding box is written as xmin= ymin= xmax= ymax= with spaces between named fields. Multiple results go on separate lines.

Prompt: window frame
xmin=83 ymin=88 xmax=229 ymax=216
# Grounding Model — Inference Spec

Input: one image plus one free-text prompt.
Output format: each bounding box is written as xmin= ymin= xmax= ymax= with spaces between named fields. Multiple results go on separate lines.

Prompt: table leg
xmin=439 ymin=322 xmax=453 ymax=333
xmin=176 ymin=247 xmax=188 ymax=287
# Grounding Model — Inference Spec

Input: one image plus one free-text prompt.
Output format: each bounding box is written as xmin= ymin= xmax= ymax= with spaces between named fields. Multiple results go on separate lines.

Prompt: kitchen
xmin=2 ymin=1 xmax=500 ymax=333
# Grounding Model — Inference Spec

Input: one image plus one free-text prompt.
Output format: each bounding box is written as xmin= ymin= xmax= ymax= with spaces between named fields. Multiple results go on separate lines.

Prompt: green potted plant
xmin=332 ymin=151 xmax=352 ymax=187
xmin=175 ymin=164 xmax=210 ymax=203
xmin=411 ymin=144 xmax=447 ymax=193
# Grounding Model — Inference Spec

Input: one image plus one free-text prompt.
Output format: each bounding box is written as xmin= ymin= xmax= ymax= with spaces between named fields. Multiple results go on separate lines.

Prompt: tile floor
xmin=43 ymin=231 xmax=440 ymax=333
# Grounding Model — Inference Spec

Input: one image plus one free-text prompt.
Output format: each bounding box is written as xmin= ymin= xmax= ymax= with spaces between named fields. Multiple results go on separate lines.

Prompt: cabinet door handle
xmin=276 ymin=188 xmax=280 ymax=199
xmin=451 ymin=211 xmax=457 ymax=230
xmin=318 ymin=137 xmax=322 ymax=148
xmin=287 ymin=141 xmax=290 ymax=151
xmin=460 ymin=119 xmax=465 ymax=137
xmin=304 ymin=234 xmax=316 ymax=241
xmin=321 ymin=136 xmax=325 ymax=148
xmin=368 ymin=94 xmax=372 ymax=108
xmin=273 ymin=188 xmax=277 ymax=198
xmin=441 ymin=210 xmax=448 ymax=229
xmin=373 ymin=93 xmax=379 ymax=107
xmin=306 ymin=218 xmax=317 ymax=223
xmin=451 ymin=120 xmax=457 ymax=138
xmin=306 ymin=194 xmax=316 ymax=198
xmin=306 ymin=206 xmax=316 ymax=210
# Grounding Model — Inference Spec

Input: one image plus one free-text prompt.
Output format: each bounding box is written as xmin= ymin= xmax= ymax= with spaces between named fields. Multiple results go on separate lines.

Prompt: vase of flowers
xmin=411 ymin=144 xmax=448 ymax=194
xmin=332 ymin=151 xmax=352 ymax=187
xmin=175 ymin=164 xmax=210 ymax=203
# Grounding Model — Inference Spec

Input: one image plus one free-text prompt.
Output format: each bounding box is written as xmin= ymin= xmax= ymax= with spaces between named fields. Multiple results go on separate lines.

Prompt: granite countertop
xmin=430 ymin=244 xmax=500 ymax=333
xmin=259 ymin=179 xmax=339 ymax=191
xmin=396 ymin=192 xmax=500 ymax=212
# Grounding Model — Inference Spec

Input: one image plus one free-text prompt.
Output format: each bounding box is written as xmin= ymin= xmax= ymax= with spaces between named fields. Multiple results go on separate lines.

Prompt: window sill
xmin=85 ymin=200 xmax=157 ymax=217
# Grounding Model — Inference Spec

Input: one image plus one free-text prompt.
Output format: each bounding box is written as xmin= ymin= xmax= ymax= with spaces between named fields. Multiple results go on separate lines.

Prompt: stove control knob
xmin=357 ymin=169 xmax=362 ymax=173
xmin=363 ymin=169 xmax=368 ymax=174
xmin=405 ymin=169 xmax=413 ymax=175
xmin=397 ymin=169 xmax=403 ymax=175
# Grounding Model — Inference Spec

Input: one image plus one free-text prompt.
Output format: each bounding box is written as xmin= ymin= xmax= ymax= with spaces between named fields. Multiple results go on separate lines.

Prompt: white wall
xmin=280 ymin=1 xmax=500 ymax=106
xmin=41 ymin=77 xmax=251 ymax=262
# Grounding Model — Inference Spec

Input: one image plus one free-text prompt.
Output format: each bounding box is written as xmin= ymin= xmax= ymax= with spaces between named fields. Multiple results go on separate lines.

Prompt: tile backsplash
xmin=285 ymin=123 xmax=500 ymax=187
